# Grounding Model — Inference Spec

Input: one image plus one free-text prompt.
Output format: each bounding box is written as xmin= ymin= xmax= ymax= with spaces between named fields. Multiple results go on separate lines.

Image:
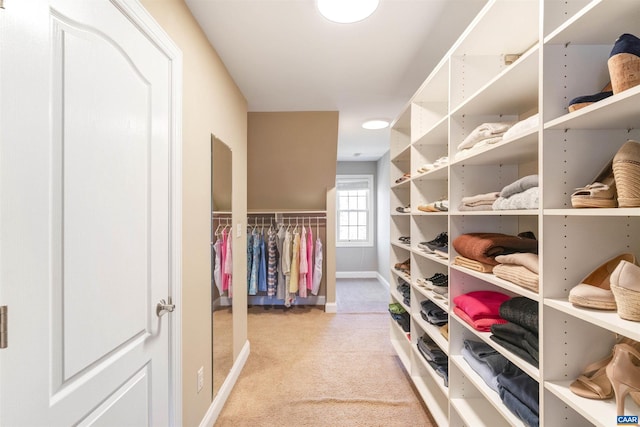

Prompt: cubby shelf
xmin=389 ymin=1 xmax=640 ymax=425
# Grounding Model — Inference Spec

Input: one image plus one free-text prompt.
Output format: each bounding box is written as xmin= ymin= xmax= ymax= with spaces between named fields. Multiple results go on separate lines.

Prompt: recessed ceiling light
xmin=317 ymin=0 xmax=379 ymax=24
xmin=362 ymin=119 xmax=389 ymax=130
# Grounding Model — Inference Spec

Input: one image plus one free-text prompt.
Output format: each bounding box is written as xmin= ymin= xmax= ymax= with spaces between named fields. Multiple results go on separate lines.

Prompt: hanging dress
xmin=258 ymin=230 xmax=267 ymax=292
xmin=275 ymin=225 xmax=286 ymax=300
xmin=282 ymin=229 xmax=293 ymax=306
xmin=224 ymin=229 xmax=233 ymax=297
xmin=267 ymin=228 xmax=278 ymax=297
xmin=249 ymin=228 xmax=260 ymax=295
xmin=298 ymin=226 xmax=308 ymax=298
xmin=212 ymin=237 xmax=223 ymax=296
xmin=290 ymin=230 xmax=301 ymax=293
xmin=220 ymin=228 xmax=228 ymax=292
xmin=312 ymin=236 xmax=323 ymax=295
xmin=306 ymin=225 xmax=314 ymax=291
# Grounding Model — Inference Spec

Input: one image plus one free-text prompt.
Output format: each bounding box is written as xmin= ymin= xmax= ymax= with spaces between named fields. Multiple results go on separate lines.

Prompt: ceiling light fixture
xmin=317 ymin=0 xmax=379 ymax=24
xmin=362 ymin=119 xmax=389 ymax=130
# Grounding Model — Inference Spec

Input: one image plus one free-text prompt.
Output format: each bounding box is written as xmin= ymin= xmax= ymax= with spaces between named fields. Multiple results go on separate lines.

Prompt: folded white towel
xmin=493 ymin=187 xmax=539 ymax=210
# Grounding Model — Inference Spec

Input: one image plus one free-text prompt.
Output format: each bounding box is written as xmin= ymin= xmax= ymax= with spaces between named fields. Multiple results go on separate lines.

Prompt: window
xmin=336 ymin=174 xmax=374 ymax=247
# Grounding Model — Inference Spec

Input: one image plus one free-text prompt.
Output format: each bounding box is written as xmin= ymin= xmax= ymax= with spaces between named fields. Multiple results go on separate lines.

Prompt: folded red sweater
xmin=453 ymin=290 xmax=511 ymax=320
xmin=454 ymin=306 xmax=507 ymax=332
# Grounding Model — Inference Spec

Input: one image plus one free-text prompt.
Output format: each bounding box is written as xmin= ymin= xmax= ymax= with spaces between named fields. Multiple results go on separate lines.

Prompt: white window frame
xmin=336 ymin=174 xmax=374 ymax=247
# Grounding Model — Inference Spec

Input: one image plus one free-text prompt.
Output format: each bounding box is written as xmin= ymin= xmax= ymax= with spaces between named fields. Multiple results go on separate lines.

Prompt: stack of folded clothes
xmin=493 ymin=253 xmax=539 ymax=292
xmin=397 ymin=277 xmax=411 ymax=306
xmin=497 ymin=363 xmax=539 ymax=427
xmin=420 ymin=300 xmax=448 ymax=326
xmin=493 ymin=175 xmax=539 ymax=210
xmin=461 ymin=339 xmax=510 ymax=392
xmin=458 ymin=191 xmax=500 ymax=211
xmin=461 ymin=339 xmax=539 ymax=426
xmin=388 ymin=303 xmax=410 ymax=333
xmin=453 ymin=290 xmax=510 ymax=331
xmin=417 ymin=333 xmax=449 ymax=387
xmin=452 ymin=231 xmax=538 ymax=273
xmin=454 ymin=122 xmax=515 ymax=159
xmin=490 ymin=297 xmax=539 ymax=367
xmin=501 ymin=114 xmax=538 ymax=141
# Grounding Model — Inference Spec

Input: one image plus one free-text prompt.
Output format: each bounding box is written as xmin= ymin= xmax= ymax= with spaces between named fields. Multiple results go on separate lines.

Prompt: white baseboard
xmin=335 ymin=271 xmax=378 ymax=279
xmin=324 ymin=302 xmax=337 ymax=313
xmin=376 ymin=272 xmax=390 ymax=289
xmin=199 ymin=340 xmax=250 ymax=427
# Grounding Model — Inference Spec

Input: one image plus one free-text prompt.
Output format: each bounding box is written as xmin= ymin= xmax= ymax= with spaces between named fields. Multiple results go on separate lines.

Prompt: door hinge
xmin=0 ymin=306 xmax=7 ymax=349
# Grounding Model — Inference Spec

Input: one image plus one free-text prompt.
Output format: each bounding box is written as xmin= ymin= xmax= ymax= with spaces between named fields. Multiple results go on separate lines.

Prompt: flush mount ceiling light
xmin=317 ymin=0 xmax=379 ymax=24
xmin=362 ymin=119 xmax=389 ymax=130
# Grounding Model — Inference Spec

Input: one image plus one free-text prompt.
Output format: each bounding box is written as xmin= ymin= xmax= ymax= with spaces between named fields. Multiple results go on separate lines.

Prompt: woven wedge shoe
xmin=568 ymin=253 xmax=636 ymax=310
xmin=608 ymin=33 xmax=640 ymax=94
xmin=610 ymin=259 xmax=640 ymax=321
xmin=613 ymin=140 xmax=640 ymax=208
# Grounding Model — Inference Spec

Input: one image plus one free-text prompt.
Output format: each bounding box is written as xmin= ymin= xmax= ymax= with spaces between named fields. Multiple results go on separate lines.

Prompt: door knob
xmin=156 ymin=299 xmax=175 ymax=318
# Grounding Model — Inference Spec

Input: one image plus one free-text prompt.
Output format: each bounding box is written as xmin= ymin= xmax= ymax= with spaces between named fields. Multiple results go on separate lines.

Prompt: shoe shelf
xmin=450 ymin=264 xmax=541 ymax=302
xmin=545 ymin=380 xmax=639 ymax=427
xmin=390 ymin=319 xmax=412 ymax=371
xmin=413 ymin=284 xmax=449 ymax=314
xmin=450 ymin=355 xmax=528 ymax=427
xmin=450 ymin=43 xmax=539 ymax=118
xmin=389 ymin=1 xmax=640 ymax=425
xmin=412 ymin=313 xmax=449 ymax=356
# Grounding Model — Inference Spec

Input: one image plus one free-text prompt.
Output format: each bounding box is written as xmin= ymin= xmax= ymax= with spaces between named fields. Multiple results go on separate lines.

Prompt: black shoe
xmin=424 ymin=232 xmax=448 ymax=251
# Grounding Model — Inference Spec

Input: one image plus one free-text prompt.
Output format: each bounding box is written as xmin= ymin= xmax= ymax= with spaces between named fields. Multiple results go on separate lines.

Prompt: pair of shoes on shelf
xmin=394 ymin=259 xmax=410 ymax=272
xmin=395 ymin=205 xmax=410 ymax=213
xmin=424 ymin=273 xmax=448 ymax=288
xmin=398 ymin=236 xmax=410 ymax=245
xmin=395 ymin=173 xmax=410 ymax=184
xmin=418 ymin=232 xmax=448 ymax=253
xmin=418 ymin=199 xmax=449 ymax=212
xmin=570 ymin=337 xmax=640 ymax=406
xmin=569 ymin=252 xmax=640 ymax=322
xmin=571 ymin=139 xmax=640 ymax=208
xmin=568 ymin=33 xmax=640 ymax=112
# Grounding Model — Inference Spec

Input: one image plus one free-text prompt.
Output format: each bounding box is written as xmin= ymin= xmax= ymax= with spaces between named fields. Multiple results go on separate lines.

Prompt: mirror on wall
xmin=211 ymin=135 xmax=233 ymax=399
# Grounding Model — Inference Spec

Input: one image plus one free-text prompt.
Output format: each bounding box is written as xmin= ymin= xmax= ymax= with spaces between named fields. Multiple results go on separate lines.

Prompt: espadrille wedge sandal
xmin=610 ymin=259 xmax=640 ymax=321
xmin=608 ymin=33 xmax=640 ymax=94
xmin=571 ymin=158 xmax=617 ymax=208
xmin=567 ymin=82 xmax=613 ymax=113
xmin=613 ymin=140 xmax=640 ymax=208
xmin=568 ymin=253 xmax=636 ymax=310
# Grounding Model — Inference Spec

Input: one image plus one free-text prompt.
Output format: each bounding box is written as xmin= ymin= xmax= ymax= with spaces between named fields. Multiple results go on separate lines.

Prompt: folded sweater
xmin=499 ymin=296 xmax=539 ymax=335
xmin=457 ymin=122 xmax=515 ymax=151
xmin=453 ymin=232 xmax=538 ymax=266
xmin=453 ymin=290 xmax=511 ymax=320
xmin=500 ymin=175 xmax=539 ymax=198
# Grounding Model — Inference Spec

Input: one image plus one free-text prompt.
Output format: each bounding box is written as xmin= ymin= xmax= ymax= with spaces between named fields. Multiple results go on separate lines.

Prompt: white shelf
xmin=388 ymin=2 xmax=640 ymax=425
xmin=544 ymin=298 xmax=640 ymax=342
xmin=451 ymin=355 xmax=528 ymax=427
xmin=544 ymin=0 xmax=640 ymax=45
xmin=411 ymin=345 xmax=449 ymax=396
xmin=545 ymin=380 xmax=639 ymax=427
xmin=450 ymin=397 xmax=511 ymax=427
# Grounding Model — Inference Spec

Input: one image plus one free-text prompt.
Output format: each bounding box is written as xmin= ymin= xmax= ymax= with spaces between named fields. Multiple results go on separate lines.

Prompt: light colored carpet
xmin=214 ymin=299 xmax=434 ymax=427
xmin=336 ymin=278 xmax=389 ymax=314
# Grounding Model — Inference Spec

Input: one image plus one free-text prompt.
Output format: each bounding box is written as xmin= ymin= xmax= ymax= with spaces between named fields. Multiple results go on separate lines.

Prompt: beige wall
xmin=139 ymin=1 xmax=248 ymax=426
xmin=247 ymin=111 xmax=338 ymax=210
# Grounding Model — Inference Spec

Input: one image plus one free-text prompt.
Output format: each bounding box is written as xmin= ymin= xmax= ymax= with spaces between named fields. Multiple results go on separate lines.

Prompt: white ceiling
xmin=185 ymin=0 xmax=487 ymax=161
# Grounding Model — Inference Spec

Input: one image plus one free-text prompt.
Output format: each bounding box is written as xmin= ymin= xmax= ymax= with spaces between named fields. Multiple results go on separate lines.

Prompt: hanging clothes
xmin=258 ymin=229 xmax=267 ymax=292
xmin=312 ymin=236 xmax=323 ymax=295
xmin=249 ymin=228 xmax=260 ymax=295
xmin=298 ymin=226 xmax=308 ymax=298
xmin=212 ymin=238 xmax=223 ymax=295
xmin=224 ymin=228 xmax=233 ymax=297
xmin=306 ymin=224 xmax=314 ymax=291
xmin=290 ymin=229 xmax=301 ymax=293
xmin=247 ymin=228 xmax=253 ymax=285
xmin=267 ymin=228 xmax=278 ymax=297
xmin=220 ymin=228 xmax=229 ymax=292
xmin=282 ymin=229 xmax=294 ymax=307
xmin=275 ymin=224 xmax=286 ymax=300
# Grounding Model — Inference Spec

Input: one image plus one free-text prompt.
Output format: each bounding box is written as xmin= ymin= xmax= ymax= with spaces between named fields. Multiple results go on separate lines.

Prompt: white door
xmin=0 ymin=0 xmax=182 ymax=425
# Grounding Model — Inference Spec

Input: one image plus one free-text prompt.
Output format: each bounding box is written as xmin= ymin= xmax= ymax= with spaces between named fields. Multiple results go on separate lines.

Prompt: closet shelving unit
xmin=388 ymin=0 xmax=640 ymax=426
